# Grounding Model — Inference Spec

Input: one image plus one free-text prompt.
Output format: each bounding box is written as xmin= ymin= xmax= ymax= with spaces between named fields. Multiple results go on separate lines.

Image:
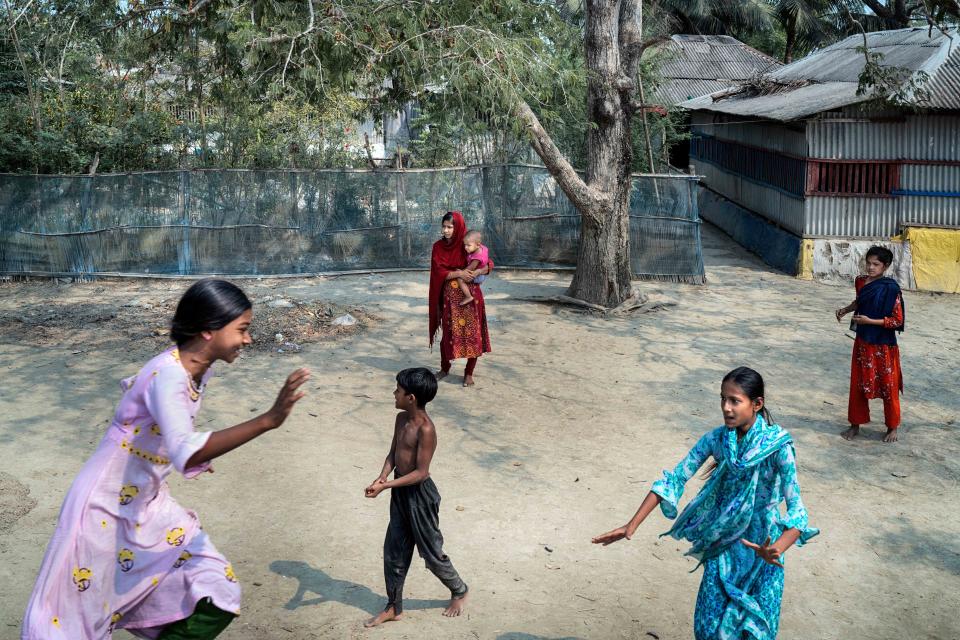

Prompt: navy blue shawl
xmin=853 ymin=277 xmax=904 ymax=346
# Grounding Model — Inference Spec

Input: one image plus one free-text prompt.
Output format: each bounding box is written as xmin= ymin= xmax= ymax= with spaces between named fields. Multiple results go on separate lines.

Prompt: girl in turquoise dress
xmin=592 ymin=367 xmax=818 ymax=639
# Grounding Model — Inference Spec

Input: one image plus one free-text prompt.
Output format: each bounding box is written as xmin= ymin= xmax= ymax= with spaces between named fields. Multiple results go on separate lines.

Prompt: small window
xmin=806 ymin=161 xmax=899 ymax=197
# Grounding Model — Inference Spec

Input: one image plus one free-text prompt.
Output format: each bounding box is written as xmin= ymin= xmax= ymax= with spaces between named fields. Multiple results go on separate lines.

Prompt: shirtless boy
xmin=363 ymin=367 xmax=469 ymax=627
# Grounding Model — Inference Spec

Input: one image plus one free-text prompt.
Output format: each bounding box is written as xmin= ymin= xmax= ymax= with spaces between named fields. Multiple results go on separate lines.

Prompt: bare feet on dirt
xmin=365 ymin=606 xmax=402 ymax=628
xmin=443 ymin=592 xmax=468 ymax=617
xmin=436 ymin=370 xmax=449 ymax=381
xmin=883 ymin=428 xmax=899 ymax=443
xmin=841 ymin=425 xmax=860 ymax=440
xmin=463 ymin=375 xmax=475 ymax=387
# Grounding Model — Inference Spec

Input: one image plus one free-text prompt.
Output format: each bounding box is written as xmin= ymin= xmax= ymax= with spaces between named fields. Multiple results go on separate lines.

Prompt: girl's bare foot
xmin=459 ymin=295 xmax=474 ymax=306
xmin=436 ymin=370 xmax=449 ymax=380
xmin=883 ymin=428 xmax=899 ymax=443
xmin=365 ymin=606 xmax=402 ymax=628
xmin=841 ymin=424 xmax=860 ymax=440
xmin=442 ymin=592 xmax=468 ymax=617
xmin=462 ymin=375 xmax=475 ymax=387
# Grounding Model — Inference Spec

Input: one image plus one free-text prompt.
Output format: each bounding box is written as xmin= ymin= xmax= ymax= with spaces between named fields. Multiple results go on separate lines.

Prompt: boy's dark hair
xmin=722 ymin=366 xmax=773 ymax=423
xmin=170 ymin=279 xmax=252 ymax=346
xmin=865 ymin=245 xmax=894 ymax=267
xmin=396 ymin=367 xmax=438 ymax=408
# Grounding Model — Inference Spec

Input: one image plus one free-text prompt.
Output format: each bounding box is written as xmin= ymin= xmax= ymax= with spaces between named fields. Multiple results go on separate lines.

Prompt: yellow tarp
xmin=905 ymin=227 xmax=960 ymax=294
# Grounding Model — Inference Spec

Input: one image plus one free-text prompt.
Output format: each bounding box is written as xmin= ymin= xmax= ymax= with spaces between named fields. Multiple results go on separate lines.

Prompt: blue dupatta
xmin=854 ymin=277 xmax=904 ymax=346
xmin=661 ymin=415 xmax=792 ymax=566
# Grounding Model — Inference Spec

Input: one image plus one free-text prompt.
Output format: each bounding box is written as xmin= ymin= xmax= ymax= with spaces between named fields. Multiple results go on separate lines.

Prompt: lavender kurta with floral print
xmin=652 ymin=416 xmax=818 ymax=640
xmin=22 ymin=347 xmax=241 ymax=640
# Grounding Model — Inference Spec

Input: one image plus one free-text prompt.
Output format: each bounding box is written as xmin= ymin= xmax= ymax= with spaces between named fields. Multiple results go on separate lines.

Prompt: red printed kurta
xmin=440 ymin=279 xmax=491 ymax=361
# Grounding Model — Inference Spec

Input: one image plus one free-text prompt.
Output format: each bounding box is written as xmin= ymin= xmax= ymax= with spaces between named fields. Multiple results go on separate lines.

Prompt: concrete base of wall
xmin=806 ymin=238 xmax=915 ymax=290
xmin=698 ymin=186 xmax=960 ymax=292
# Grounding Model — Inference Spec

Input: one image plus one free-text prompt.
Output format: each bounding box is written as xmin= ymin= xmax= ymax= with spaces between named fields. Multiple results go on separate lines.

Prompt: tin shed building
xmin=682 ymin=27 xmax=960 ymax=293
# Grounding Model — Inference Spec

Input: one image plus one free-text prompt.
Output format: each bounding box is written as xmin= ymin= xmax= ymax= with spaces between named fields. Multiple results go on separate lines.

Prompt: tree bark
xmin=3 ymin=0 xmax=42 ymax=134
xmin=513 ymin=1 xmax=656 ymax=307
xmin=784 ymin=15 xmax=797 ymax=64
xmin=566 ymin=0 xmax=637 ymax=307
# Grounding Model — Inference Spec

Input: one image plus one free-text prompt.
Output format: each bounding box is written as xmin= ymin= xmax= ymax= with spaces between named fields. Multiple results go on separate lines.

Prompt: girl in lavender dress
xmin=23 ymin=279 xmax=310 ymax=639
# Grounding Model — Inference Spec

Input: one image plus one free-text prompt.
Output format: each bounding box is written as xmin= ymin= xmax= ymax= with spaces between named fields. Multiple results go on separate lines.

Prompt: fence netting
xmin=0 ymin=166 xmax=704 ymax=282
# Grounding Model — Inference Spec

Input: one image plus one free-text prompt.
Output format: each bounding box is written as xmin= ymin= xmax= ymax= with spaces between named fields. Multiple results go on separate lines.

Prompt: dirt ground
xmin=1 ymin=224 xmax=958 ymax=640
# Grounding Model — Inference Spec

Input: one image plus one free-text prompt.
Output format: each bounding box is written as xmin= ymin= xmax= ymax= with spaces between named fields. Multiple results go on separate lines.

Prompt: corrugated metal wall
xmin=897 ymin=197 xmax=960 ymax=228
xmin=805 ymin=112 xmax=960 ymax=235
xmin=691 ymin=113 xmax=807 ymax=155
xmin=808 ymin=112 xmax=960 ymax=160
xmin=692 ymin=111 xmax=960 ymax=238
xmin=901 ymin=164 xmax=960 ymax=191
xmin=805 ymin=196 xmax=901 ymax=237
xmin=693 ymin=159 xmax=806 ymax=235
xmin=691 ymin=116 xmax=806 ymax=234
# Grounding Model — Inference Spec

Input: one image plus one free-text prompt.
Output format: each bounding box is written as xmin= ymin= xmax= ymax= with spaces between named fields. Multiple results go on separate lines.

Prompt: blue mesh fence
xmin=0 ymin=165 xmax=704 ymax=282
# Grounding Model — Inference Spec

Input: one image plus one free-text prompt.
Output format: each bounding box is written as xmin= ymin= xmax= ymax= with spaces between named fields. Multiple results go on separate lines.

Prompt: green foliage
xmin=3 ymin=0 xmax=956 ymax=175
xmin=855 ymin=46 xmax=932 ymax=107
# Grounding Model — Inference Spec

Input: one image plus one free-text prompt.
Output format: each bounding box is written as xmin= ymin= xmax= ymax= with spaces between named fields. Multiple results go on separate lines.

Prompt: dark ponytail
xmin=722 ymin=366 xmax=772 ymax=423
xmin=170 ymin=279 xmax=252 ymax=347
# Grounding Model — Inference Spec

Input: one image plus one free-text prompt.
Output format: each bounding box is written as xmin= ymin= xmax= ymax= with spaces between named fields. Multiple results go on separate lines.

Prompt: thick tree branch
xmin=515 ymin=100 xmax=606 ymax=223
xmin=629 ymin=101 xmax=668 ymax=115
xmin=862 ymin=0 xmax=892 ymax=18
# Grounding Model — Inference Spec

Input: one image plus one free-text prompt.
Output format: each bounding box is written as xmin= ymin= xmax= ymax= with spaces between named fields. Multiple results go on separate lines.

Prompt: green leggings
xmin=157 ymin=598 xmax=235 ymax=640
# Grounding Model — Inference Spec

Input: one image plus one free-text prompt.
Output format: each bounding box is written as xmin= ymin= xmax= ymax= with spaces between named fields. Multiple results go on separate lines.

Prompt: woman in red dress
xmin=428 ymin=211 xmax=491 ymax=387
xmin=836 ymin=246 xmax=905 ymax=443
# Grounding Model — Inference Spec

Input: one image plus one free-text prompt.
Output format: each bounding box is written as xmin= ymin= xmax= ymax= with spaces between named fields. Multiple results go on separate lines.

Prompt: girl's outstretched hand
xmin=591 ymin=526 xmax=631 ymax=546
xmin=741 ymin=536 xmax=784 ymax=568
xmin=266 ymin=368 xmax=311 ymax=428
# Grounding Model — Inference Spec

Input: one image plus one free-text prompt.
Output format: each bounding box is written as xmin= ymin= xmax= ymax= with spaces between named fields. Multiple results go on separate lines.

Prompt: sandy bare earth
xmin=0 ymin=223 xmax=958 ymax=640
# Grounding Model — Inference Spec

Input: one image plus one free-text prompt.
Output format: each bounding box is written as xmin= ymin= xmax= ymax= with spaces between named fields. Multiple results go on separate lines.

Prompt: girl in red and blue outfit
xmin=836 ymin=246 xmax=905 ymax=443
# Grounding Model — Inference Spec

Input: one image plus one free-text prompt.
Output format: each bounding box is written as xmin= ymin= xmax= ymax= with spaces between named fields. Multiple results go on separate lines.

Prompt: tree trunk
xmin=3 ymin=0 xmax=42 ymax=134
xmin=567 ymin=0 xmax=634 ymax=307
xmin=784 ymin=16 xmax=797 ymax=64
xmin=515 ymin=0 xmax=649 ymax=308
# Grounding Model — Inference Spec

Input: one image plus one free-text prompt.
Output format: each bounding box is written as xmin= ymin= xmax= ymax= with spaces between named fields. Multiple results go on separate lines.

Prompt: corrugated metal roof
xmin=657 ymin=79 xmax=748 ymax=105
xmin=653 ymin=35 xmax=782 ymax=106
xmin=683 ymin=81 xmax=862 ymax=120
xmin=680 ymin=28 xmax=959 ymax=119
xmin=923 ymin=40 xmax=960 ymax=110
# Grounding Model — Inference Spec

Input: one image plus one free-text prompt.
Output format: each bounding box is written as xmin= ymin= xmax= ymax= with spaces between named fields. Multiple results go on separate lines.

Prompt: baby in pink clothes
xmin=22 ymin=279 xmax=310 ymax=640
xmin=458 ymin=230 xmax=490 ymax=306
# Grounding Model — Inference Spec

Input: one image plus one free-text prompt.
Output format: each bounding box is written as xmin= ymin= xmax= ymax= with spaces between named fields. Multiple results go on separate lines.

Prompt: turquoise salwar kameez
xmin=651 ymin=416 xmax=818 ymax=640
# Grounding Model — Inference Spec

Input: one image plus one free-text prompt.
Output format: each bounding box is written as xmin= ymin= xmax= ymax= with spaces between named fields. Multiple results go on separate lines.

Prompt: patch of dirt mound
xmin=0 ymin=295 xmax=372 ymax=356
xmin=0 ymin=472 xmax=37 ymax=533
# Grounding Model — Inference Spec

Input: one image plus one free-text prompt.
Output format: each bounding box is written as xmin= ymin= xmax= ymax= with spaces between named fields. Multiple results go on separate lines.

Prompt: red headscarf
xmin=429 ymin=211 xmax=467 ymax=346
